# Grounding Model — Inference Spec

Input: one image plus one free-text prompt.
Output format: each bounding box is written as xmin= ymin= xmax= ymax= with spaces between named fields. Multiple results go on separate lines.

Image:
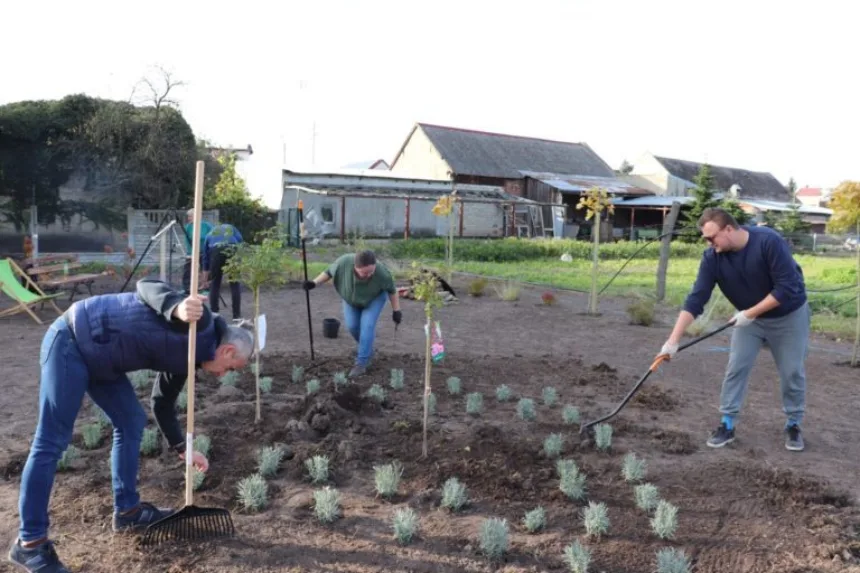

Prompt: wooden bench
xmin=21 ymin=254 xmax=103 ymax=302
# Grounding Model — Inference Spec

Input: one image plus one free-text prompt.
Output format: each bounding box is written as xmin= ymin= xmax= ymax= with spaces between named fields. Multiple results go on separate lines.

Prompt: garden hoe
xmin=142 ymin=161 xmax=235 ymax=547
xmin=579 ymin=320 xmax=735 ymax=435
xmin=298 ymin=200 xmax=316 ymax=361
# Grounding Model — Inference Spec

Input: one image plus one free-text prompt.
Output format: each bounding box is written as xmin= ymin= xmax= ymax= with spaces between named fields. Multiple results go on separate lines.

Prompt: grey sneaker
xmin=112 ymin=502 xmax=174 ymax=533
xmin=785 ymin=425 xmax=804 ymax=451
xmin=706 ymin=423 xmax=735 ymax=448
xmin=8 ymin=539 xmax=71 ymax=573
xmin=348 ymin=365 xmax=367 ymax=378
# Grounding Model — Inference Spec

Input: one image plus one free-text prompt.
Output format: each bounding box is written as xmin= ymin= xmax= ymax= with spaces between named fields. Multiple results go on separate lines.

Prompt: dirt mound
xmin=651 ymin=428 xmax=698 ymax=454
xmin=631 ymin=384 xmax=679 ymax=411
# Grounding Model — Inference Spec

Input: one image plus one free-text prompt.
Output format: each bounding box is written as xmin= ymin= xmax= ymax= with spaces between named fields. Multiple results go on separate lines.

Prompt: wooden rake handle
xmin=185 ymin=160 xmax=205 ymax=506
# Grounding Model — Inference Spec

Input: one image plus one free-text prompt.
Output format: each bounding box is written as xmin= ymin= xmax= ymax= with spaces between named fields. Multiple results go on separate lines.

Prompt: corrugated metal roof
xmin=409 ymin=123 xmax=616 ymax=180
xmin=740 ymin=199 xmax=833 ymax=216
xmin=611 ymin=196 xmax=694 ymax=207
xmin=520 ymin=171 xmax=652 ymax=195
xmin=653 ymin=155 xmax=788 ymax=201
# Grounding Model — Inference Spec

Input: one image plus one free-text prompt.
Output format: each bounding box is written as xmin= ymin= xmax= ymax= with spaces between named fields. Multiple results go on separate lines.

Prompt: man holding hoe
xmin=8 ymin=279 xmax=254 ymax=573
xmin=304 ymin=250 xmax=402 ymax=378
xmin=658 ymin=207 xmax=811 ymax=452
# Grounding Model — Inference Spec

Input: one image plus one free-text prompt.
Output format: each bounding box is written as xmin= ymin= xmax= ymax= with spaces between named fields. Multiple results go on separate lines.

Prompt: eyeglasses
xmin=702 ymin=226 xmax=726 ymax=244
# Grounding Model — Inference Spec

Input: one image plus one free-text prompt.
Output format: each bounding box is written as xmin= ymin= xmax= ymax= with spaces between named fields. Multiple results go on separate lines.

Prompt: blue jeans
xmin=342 ymin=292 xmax=388 ymax=366
xmin=720 ymin=302 xmax=811 ymax=427
xmin=18 ymin=317 xmax=148 ymax=542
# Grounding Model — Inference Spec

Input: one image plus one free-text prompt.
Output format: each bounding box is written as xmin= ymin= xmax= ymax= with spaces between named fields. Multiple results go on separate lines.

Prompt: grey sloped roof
xmin=415 ymin=123 xmax=615 ymax=179
xmin=654 ymin=155 xmax=788 ymax=201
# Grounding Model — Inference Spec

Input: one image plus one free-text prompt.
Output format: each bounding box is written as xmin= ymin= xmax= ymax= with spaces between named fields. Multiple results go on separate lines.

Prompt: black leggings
xmin=209 ymin=245 xmax=241 ymax=319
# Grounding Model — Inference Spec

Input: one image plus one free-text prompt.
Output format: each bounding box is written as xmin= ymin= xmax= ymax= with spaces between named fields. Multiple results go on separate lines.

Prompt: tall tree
xmin=826 ymin=181 xmax=860 ymax=366
xmin=786 ymin=177 xmax=797 ymax=203
xmin=204 ymin=152 xmax=272 ymax=243
xmin=679 ymin=163 xmax=720 ymax=241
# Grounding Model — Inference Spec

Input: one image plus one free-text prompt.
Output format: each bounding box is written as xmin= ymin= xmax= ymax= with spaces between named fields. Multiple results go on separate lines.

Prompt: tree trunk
xmin=656 ymin=202 xmax=682 ymax=302
xmin=589 ymin=217 xmax=599 ymax=314
xmin=254 ymin=287 xmax=262 ymax=424
xmin=853 ymin=220 xmax=860 ymax=367
xmin=422 ymin=315 xmax=433 ymax=458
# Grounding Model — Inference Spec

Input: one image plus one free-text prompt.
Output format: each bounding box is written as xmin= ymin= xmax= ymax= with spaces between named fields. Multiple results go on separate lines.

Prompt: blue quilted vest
xmin=66 ymin=292 xmax=220 ymax=381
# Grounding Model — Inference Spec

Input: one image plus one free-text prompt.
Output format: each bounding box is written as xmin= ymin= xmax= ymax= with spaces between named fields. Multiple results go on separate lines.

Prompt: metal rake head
xmin=141 ymin=505 xmax=234 ymax=547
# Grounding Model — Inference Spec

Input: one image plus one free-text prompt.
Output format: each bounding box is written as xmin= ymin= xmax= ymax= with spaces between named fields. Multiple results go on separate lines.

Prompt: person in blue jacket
xmin=202 ymin=223 xmax=243 ymax=320
xmin=657 ymin=207 xmax=810 ymax=452
xmin=8 ymin=279 xmax=254 ymax=573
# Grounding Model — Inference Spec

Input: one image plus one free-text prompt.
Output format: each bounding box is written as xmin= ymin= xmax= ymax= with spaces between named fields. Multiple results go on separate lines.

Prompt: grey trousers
xmin=720 ymin=302 xmax=811 ymax=426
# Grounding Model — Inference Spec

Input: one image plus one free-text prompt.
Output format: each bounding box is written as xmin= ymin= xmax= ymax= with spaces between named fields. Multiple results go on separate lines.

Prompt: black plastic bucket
xmin=323 ymin=318 xmax=340 ymax=339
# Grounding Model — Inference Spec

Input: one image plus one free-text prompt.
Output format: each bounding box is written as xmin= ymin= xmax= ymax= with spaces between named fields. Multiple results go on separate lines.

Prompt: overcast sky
xmin=3 ymin=0 xmax=857 ymax=207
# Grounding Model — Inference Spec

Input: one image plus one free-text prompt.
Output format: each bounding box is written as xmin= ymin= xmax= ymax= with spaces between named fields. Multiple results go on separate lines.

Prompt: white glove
xmin=732 ymin=310 xmax=755 ymax=327
xmin=659 ymin=340 xmax=679 ymax=359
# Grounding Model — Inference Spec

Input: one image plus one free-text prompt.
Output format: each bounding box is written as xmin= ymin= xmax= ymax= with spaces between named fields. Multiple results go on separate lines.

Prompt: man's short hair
xmin=186 ymin=209 xmax=194 ymax=219
xmin=698 ymin=207 xmax=739 ymax=229
xmin=220 ymin=325 xmax=255 ymax=358
xmin=355 ymin=250 xmax=376 ymax=267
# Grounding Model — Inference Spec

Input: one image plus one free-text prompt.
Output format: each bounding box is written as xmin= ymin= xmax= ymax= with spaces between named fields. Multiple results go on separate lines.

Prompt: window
xmin=321 ymin=205 xmax=334 ymax=223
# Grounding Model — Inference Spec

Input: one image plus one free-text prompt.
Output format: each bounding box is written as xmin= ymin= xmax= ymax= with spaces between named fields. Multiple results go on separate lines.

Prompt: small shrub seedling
xmin=192 ymin=468 xmax=206 ymax=491
xmin=468 ymin=277 xmax=488 ymax=297
xmin=81 ymin=423 xmax=102 ymax=449
xmin=392 ymin=507 xmax=419 ymax=545
xmin=543 ymin=433 xmax=564 ymax=458
xmin=517 ymin=398 xmax=537 ymax=421
xmin=446 ymin=376 xmax=461 ymax=395
xmin=219 ymin=371 xmax=239 ymax=387
xmin=313 ymin=486 xmax=341 ymax=523
xmin=130 ymin=370 xmax=152 ymax=389
xmin=655 ymin=547 xmax=691 ymax=573
xmin=374 ymin=461 xmax=403 ymax=498
xmin=177 ymin=389 xmax=188 ymax=411
xmin=627 ymin=296 xmax=656 ymax=326
xmin=582 ymin=501 xmax=610 ymax=539
xmin=305 ymin=455 xmax=330 ymax=484
xmin=542 ymin=386 xmax=558 ymax=407
xmin=593 ymin=423 xmax=613 ymax=451
xmin=479 ymin=518 xmax=509 ymax=560
xmin=651 ymin=499 xmax=679 ymax=539
xmin=291 ymin=365 xmax=304 ymax=384
xmin=541 ymin=291 xmax=557 ymax=306
xmin=563 ymin=540 xmax=592 ymax=573
xmin=237 ymin=474 xmax=268 ymax=512
xmin=466 ymin=392 xmax=483 ymax=415
xmin=441 ymin=477 xmax=468 ymax=511
xmin=140 ymin=428 xmax=159 ymax=456
xmin=194 ymin=434 xmax=211 ymax=458
xmin=367 ymin=384 xmax=386 ymax=403
xmin=562 ymin=404 xmax=580 ymax=424
xmin=635 ymin=483 xmax=660 ymax=512
xmin=333 ymin=371 xmax=348 ymax=388
xmin=389 ymin=369 xmax=404 ymax=390
xmin=258 ymin=446 xmax=285 ymax=478
xmin=522 ymin=507 xmax=546 ymax=533
xmin=622 ymin=453 xmax=647 ymax=482
xmin=495 ymin=384 xmax=512 ymax=402
xmin=306 ymin=378 xmax=321 ymax=395
xmin=557 ymin=459 xmax=587 ymax=500
xmin=57 ymin=446 xmax=80 ymax=472
xmin=259 ymin=376 xmax=273 ymax=394
xmin=94 ymin=406 xmax=110 ymax=428
xmin=494 ymin=281 xmax=521 ymax=302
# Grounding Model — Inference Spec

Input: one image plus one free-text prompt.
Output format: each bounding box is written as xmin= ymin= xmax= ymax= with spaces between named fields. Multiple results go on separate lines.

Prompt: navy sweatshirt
xmin=683 ymin=225 xmax=807 ymax=319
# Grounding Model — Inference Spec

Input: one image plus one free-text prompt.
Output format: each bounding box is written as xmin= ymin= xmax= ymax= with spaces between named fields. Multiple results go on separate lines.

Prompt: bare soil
xmin=1 ymin=273 xmax=860 ymax=572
